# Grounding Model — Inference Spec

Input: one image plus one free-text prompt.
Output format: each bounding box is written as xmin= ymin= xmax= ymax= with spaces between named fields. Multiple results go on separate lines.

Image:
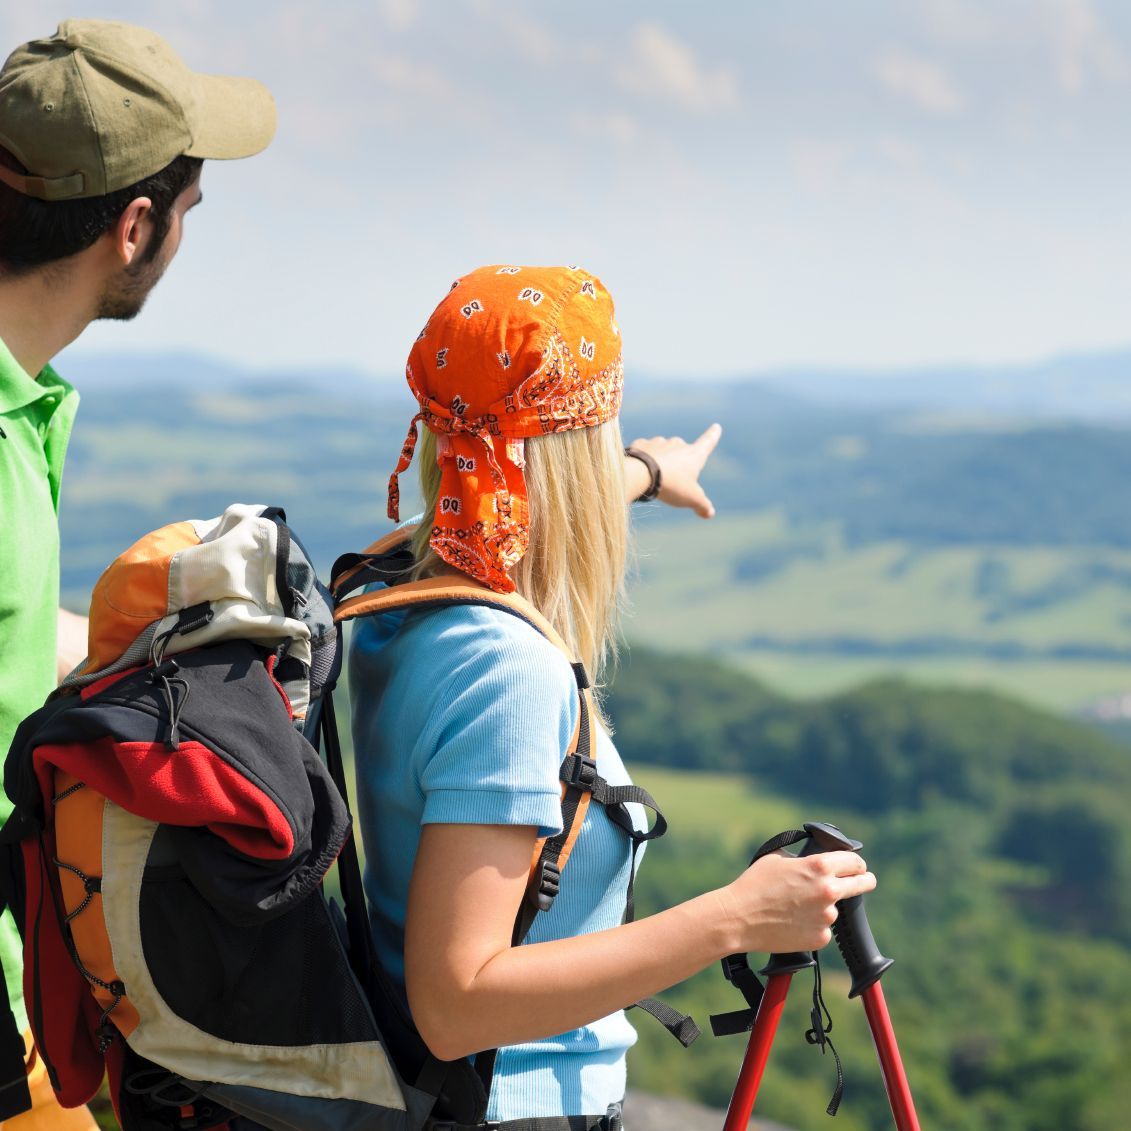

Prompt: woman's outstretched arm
xmin=624 ymin=423 xmax=723 ymax=516
xmin=404 ymin=820 xmax=874 ymax=1061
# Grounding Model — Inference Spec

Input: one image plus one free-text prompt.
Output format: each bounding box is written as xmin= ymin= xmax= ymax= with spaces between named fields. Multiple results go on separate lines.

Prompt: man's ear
xmin=111 ymin=196 xmax=154 ymax=266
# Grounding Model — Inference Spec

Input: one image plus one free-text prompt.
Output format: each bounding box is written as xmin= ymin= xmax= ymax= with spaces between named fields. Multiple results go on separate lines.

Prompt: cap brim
xmin=185 ymin=73 xmax=277 ymax=161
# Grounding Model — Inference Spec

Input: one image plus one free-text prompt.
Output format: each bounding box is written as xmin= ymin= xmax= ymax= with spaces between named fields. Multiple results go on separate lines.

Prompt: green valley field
xmin=630 ymin=511 xmax=1131 ymax=712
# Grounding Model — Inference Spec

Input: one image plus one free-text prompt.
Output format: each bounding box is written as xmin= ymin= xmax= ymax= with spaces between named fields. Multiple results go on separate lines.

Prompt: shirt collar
xmin=0 ymin=335 xmax=74 ymax=413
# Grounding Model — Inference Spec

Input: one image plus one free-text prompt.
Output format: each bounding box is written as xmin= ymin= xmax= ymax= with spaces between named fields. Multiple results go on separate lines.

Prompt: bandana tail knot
xmin=387 ymin=413 xmax=423 ymax=521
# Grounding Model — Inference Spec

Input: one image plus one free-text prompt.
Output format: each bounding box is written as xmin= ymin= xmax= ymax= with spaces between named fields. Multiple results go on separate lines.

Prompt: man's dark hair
xmin=0 ymin=151 xmax=203 ymax=274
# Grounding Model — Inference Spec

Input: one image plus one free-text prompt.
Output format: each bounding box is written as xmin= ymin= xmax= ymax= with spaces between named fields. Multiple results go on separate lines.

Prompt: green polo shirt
xmin=0 ymin=335 xmax=79 ymax=1030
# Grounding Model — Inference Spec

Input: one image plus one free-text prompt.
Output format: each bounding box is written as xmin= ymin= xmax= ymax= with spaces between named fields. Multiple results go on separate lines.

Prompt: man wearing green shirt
xmin=0 ymin=20 xmax=275 ymax=1126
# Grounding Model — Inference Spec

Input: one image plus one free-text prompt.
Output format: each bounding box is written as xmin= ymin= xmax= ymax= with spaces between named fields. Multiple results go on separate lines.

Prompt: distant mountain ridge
xmin=737 ymin=345 xmax=1131 ymax=421
xmin=54 ymin=348 xmax=396 ymax=399
xmin=57 ymin=342 xmax=1131 ymax=420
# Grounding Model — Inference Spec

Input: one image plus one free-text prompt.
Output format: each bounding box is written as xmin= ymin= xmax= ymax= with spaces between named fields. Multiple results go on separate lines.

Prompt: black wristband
xmin=625 ymin=447 xmax=662 ymax=502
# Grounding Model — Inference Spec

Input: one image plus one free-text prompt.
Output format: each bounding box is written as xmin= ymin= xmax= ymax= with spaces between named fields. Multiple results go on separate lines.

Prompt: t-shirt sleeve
xmin=417 ymin=614 xmax=576 ymax=839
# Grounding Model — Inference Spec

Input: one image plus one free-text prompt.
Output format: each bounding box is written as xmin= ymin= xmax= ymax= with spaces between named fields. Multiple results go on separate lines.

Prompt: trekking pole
xmin=720 ymin=822 xmax=921 ymax=1131
xmin=860 ymin=981 xmax=918 ymax=1131
xmin=821 ymin=885 xmax=914 ymax=1129
xmin=720 ymin=961 xmax=806 ymax=1131
xmin=820 ymin=826 xmax=919 ymax=1131
xmin=721 ymin=824 xmax=839 ymax=1131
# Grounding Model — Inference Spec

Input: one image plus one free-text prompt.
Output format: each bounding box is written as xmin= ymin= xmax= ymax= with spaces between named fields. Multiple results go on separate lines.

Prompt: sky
xmin=4 ymin=1 xmax=1131 ymax=381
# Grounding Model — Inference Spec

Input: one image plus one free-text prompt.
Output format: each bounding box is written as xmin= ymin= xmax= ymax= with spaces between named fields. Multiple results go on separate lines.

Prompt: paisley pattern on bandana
xmin=388 ymin=265 xmax=624 ymax=592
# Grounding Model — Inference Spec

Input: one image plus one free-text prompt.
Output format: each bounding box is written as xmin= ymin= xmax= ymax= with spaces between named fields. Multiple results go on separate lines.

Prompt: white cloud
xmin=377 ymin=0 xmax=418 ymax=31
xmin=874 ymin=48 xmax=965 ymax=114
xmin=616 ymin=22 xmax=738 ymax=113
xmin=1045 ymin=0 xmax=1130 ymax=92
xmin=467 ymin=0 xmax=556 ymax=63
xmin=922 ymin=0 xmax=1130 ymax=96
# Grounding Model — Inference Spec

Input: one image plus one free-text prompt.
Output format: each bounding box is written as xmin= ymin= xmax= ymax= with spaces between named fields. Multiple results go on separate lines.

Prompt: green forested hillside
xmin=612 ymin=649 xmax=1131 ymax=1131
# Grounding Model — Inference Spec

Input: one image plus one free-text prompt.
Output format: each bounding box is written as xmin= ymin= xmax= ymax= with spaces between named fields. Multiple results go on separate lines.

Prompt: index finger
xmin=692 ymin=422 xmax=723 ymax=458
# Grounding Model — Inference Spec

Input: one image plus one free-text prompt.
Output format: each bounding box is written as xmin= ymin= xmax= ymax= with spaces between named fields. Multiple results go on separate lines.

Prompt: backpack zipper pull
xmin=149 ymin=659 xmax=189 ymax=750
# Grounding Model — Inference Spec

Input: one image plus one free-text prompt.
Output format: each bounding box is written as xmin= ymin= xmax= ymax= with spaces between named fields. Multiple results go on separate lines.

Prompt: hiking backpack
xmin=0 ymin=505 xmax=457 ymax=1130
xmin=0 ymin=506 xmax=693 ymax=1131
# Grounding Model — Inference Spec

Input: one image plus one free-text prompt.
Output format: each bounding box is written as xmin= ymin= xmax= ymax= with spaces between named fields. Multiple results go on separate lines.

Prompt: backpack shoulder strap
xmin=332 ymin=561 xmax=598 ymax=930
xmin=330 ymin=526 xmax=419 ymax=601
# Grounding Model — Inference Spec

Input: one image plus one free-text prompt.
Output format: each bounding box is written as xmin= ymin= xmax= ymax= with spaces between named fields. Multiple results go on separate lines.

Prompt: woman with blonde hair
xmin=349 ymin=265 xmax=874 ymax=1129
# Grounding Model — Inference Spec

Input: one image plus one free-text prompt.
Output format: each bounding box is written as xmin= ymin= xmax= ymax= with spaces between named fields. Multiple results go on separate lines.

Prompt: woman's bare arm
xmin=404 ymin=821 xmax=874 ymax=1060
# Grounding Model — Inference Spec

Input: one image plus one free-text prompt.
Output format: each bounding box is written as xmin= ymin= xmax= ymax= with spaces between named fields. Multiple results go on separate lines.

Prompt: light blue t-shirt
xmin=349 ymin=600 xmax=640 ymax=1121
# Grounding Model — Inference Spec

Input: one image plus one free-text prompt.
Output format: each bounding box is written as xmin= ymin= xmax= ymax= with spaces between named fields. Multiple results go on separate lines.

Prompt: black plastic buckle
xmin=564 ymin=755 xmax=598 ymax=790
xmin=533 ymin=859 xmax=561 ymax=911
xmin=721 ymin=952 xmax=751 ymax=984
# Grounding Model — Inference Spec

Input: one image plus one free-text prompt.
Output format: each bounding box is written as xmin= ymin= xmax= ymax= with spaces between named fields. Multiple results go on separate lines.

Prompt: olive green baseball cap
xmin=0 ymin=19 xmax=276 ymax=201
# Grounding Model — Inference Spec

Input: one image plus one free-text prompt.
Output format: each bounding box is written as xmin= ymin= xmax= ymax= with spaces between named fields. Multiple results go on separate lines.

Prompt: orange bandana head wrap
xmin=388 ymin=264 xmax=624 ymax=592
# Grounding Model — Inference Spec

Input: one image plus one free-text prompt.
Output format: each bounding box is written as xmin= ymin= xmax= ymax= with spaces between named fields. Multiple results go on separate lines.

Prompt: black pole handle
xmin=761 ymin=822 xmax=893 ymax=996
xmin=833 ymin=891 xmax=893 ymax=998
xmin=759 ymin=821 xmax=858 ymax=977
xmin=797 ymin=820 xmax=862 ymax=857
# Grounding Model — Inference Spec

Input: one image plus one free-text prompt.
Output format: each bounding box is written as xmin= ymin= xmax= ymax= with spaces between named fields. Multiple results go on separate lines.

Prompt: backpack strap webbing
xmin=330 ymin=525 xmax=420 ymax=600
xmin=317 ymin=692 xmax=377 ymax=989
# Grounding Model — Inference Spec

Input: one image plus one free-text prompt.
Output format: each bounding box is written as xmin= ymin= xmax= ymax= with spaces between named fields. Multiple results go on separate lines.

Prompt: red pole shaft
xmin=722 ymin=974 xmax=792 ymax=1131
xmin=860 ymin=983 xmax=921 ymax=1131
